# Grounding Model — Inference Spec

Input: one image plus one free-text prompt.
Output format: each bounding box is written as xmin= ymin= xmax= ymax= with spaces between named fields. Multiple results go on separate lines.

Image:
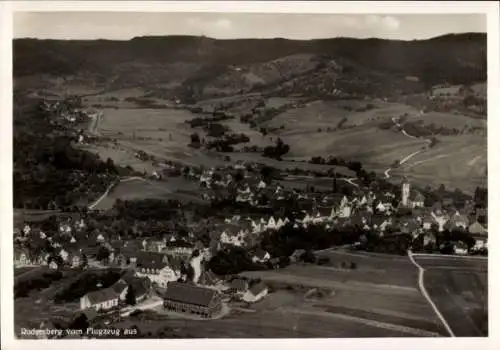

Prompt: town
xmin=13 ymin=92 xmax=487 ymax=338
xmin=11 ymin=13 xmax=489 ymax=339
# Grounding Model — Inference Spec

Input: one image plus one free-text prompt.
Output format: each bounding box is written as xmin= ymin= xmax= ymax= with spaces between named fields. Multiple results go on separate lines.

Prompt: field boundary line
xmin=407 ymin=250 xmax=455 ymax=337
xmin=411 ymin=253 xmax=488 ymax=261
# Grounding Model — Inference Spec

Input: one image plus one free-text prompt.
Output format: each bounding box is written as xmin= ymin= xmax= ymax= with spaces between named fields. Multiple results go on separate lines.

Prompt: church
xmin=400 ymin=178 xmax=425 ymax=209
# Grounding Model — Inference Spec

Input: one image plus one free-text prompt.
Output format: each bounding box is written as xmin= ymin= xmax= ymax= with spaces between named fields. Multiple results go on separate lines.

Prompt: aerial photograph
xmin=11 ymin=10 xmax=487 ymax=339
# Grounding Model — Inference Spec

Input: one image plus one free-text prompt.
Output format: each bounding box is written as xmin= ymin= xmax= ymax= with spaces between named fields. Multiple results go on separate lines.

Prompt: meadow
xmin=414 ymin=255 xmax=488 ymax=337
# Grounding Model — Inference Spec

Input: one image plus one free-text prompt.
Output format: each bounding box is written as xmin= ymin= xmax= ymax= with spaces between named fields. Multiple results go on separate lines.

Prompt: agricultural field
xmin=83 ymin=107 xmax=228 ymax=169
xmin=237 ymin=250 xmax=448 ymax=337
xmin=92 ymin=177 xmax=206 ymax=211
xmin=394 ymin=135 xmax=487 ymax=193
xmin=414 ymin=255 xmax=488 ymax=337
xmin=14 ymin=267 xmax=85 ymax=332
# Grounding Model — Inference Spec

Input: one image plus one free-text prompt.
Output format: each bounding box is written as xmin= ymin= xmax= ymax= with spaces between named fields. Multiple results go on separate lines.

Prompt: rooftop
xmin=163 ymin=282 xmax=219 ymax=307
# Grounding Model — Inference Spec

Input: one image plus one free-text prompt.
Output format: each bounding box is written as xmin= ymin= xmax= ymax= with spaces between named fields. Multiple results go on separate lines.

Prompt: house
xmin=469 ymin=221 xmax=488 ymax=249
xmin=409 ymin=191 xmax=425 ymax=208
xmin=242 ymin=282 xmax=268 ymax=303
xmin=111 ymin=279 xmax=129 ymax=301
xmin=453 ymin=241 xmax=468 ymax=255
xmin=228 ymin=278 xmax=249 ymax=294
xmin=431 ymin=212 xmax=450 ymax=232
xmin=162 ymin=282 xmax=223 ymax=318
xmin=14 ymin=249 xmax=31 ymax=266
xmin=80 ymin=287 xmax=119 ymax=311
xmin=127 ymin=277 xmax=152 ymax=303
xmin=289 ymin=249 xmax=306 ymax=263
xmin=252 ymin=249 xmax=271 ymax=263
xmin=48 ymin=260 xmax=59 ymax=270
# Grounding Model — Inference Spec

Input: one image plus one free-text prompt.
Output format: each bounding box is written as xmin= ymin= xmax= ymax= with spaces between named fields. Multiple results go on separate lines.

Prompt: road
xmin=384 ymin=116 xmax=432 ymax=179
xmin=407 ymin=250 xmax=455 ymax=337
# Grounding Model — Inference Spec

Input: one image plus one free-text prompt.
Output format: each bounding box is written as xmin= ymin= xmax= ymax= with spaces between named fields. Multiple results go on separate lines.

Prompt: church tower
xmin=401 ymin=177 xmax=411 ymax=207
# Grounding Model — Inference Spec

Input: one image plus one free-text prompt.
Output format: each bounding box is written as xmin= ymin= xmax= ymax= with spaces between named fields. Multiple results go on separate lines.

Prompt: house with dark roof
xmin=228 ymin=278 xmax=249 ymax=294
xmin=80 ymin=287 xmax=119 ymax=311
xmin=242 ymin=282 xmax=268 ymax=303
xmin=162 ymin=282 xmax=223 ymax=318
xmin=111 ymin=279 xmax=129 ymax=301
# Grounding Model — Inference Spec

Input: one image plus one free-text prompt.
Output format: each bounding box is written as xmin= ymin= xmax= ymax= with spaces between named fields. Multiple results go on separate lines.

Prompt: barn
xmin=162 ymin=282 xmax=222 ymax=318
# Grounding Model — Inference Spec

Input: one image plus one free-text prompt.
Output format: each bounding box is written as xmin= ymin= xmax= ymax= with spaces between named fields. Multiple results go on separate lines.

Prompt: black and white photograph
xmin=1 ymin=1 xmax=498 ymax=348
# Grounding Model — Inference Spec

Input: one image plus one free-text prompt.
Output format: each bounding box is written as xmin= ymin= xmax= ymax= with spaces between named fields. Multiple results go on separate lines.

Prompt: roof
xmin=411 ymin=191 xmax=425 ymax=202
xmin=111 ymin=279 xmax=128 ymax=294
xmin=129 ymin=277 xmax=151 ymax=297
xmin=85 ymin=287 xmax=118 ymax=305
xmin=230 ymin=278 xmax=248 ymax=291
xmin=254 ymin=248 xmax=269 ymax=259
xmin=249 ymin=282 xmax=268 ymax=296
xmin=469 ymin=221 xmax=487 ymax=236
xmin=136 ymin=252 xmax=168 ymax=270
xmin=163 ymin=282 xmax=219 ymax=307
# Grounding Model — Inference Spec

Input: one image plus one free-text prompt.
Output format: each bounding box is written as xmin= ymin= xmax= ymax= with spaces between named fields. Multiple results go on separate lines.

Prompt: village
xmin=13 ymin=85 xmax=489 ymax=338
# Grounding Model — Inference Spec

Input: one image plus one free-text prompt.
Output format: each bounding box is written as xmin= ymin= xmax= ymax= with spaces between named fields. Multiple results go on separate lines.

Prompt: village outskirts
xmin=13 ymin=96 xmax=487 ymax=339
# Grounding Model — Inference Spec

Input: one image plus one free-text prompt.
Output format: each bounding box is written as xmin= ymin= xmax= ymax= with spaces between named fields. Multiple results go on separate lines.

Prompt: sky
xmin=13 ymin=12 xmax=486 ymax=41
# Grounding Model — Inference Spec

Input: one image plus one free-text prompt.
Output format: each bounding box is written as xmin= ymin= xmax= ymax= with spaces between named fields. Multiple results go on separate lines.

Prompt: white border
xmin=1 ymin=2 xmax=499 ymax=350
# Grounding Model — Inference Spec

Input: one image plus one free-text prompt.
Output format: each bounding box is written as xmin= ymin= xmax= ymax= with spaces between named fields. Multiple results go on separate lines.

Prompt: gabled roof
xmin=249 ymin=282 xmax=268 ymax=296
xmin=411 ymin=191 xmax=425 ymax=202
xmin=163 ymin=282 xmax=219 ymax=307
xmin=85 ymin=287 xmax=118 ymax=305
xmin=111 ymin=279 xmax=128 ymax=294
xmin=230 ymin=278 xmax=248 ymax=291
xmin=129 ymin=277 xmax=151 ymax=297
xmin=469 ymin=221 xmax=487 ymax=236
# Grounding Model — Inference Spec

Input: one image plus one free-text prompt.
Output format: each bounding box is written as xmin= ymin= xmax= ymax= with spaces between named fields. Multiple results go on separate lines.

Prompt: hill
xmin=13 ymin=33 xmax=487 ymax=196
xmin=13 ymin=33 xmax=486 ymax=102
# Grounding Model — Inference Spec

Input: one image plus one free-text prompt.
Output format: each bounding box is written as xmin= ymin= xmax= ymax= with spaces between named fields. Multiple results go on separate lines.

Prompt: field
xmin=109 ymin=250 xmax=448 ymax=338
xmin=92 ymin=177 xmax=206 ymax=210
xmin=235 ymin=250 xmax=448 ymax=337
xmin=14 ymin=267 xmax=84 ymax=332
xmin=394 ymin=135 xmax=487 ymax=193
xmin=51 ymin=83 xmax=486 ymax=194
xmin=257 ymin=99 xmax=486 ymax=192
xmin=414 ymin=255 xmax=488 ymax=337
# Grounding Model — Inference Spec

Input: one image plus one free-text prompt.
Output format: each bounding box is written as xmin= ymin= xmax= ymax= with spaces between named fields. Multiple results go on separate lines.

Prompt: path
xmin=120 ymin=296 xmax=164 ymax=317
xmin=407 ymin=250 xmax=455 ymax=337
xmin=339 ymin=177 xmax=359 ymax=188
xmin=87 ymin=176 xmax=172 ymax=210
xmin=411 ymin=252 xmax=488 ymax=261
xmin=384 ymin=116 xmax=432 ymax=179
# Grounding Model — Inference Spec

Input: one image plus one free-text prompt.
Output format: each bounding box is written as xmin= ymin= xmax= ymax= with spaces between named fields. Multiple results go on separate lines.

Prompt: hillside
xmin=14 ymin=33 xmax=486 ymax=102
xmin=13 ymin=33 xmax=487 ymax=195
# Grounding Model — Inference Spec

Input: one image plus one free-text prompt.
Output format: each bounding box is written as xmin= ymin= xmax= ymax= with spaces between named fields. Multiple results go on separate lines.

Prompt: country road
xmin=384 ymin=116 xmax=432 ymax=179
xmin=407 ymin=250 xmax=455 ymax=337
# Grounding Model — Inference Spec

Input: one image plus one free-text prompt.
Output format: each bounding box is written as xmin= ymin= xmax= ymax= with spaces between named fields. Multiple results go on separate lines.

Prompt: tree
xmin=189 ymin=133 xmax=201 ymax=147
xmin=81 ymin=253 xmax=88 ymax=269
xmin=71 ymin=313 xmax=89 ymax=332
xmin=125 ymin=285 xmax=137 ymax=306
xmin=96 ymin=246 xmax=110 ymax=263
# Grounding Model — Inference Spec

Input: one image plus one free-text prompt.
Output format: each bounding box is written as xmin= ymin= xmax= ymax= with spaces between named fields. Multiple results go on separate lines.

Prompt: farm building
xmin=243 ymin=282 xmax=268 ymax=303
xmin=162 ymin=282 xmax=222 ymax=318
xmin=80 ymin=287 xmax=119 ymax=311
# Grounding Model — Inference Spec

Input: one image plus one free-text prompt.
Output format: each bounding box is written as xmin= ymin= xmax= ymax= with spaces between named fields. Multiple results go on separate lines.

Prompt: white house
xmin=252 ymin=249 xmax=271 ymax=263
xmin=267 ymin=216 xmax=277 ymax=230
xmin=242 ymin=283 xmax=268 ymax=303
xmin=454 ymin=242 xmax=468 ymax=255
xmin=80 ymin=287 xmax=119 ymax=311
xmin=431 ymin=212 xmax=450 ymax=232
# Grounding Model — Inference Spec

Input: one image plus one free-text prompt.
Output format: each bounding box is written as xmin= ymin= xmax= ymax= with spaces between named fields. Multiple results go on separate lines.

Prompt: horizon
xmin=13 ymin=13 xmax=486 ymax=41
xmin=13 ymin=31 xmax=487 ymax=42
